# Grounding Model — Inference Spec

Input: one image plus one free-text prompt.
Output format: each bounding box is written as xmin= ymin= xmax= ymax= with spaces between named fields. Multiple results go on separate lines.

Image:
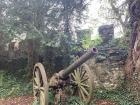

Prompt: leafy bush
xmin=94 ymin=89 xmax=136 ymax=105
xmin=32 ymin=91 xmax=86 ymax=105
xmin=1 ymin=70 xmax=138 ymax=105
xmin=82 ymin=35 xmax=102 ymax=49
xmin=0 ymin=70 xmax=32 ymax=98
xmin=109 ymin=38 xmax=129 ymax=49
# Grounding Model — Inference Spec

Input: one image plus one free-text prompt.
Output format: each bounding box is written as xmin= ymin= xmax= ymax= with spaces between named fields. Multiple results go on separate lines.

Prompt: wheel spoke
xmin=71 ymin=73 xmax=76 ymax=80
xmin=81 ymin=71 xmax=86 ymax=79
xmin=75 ymin=70 xmax=81 ymax=82
xmin=34 ymin=78 xmax=38 ymax=85
xmin=34 ymin=77 xmax=40 ymax=86
xmin=40 ymin=90 xmax=45 ymax=105
xmin=74 ymin=70 xmax=79 ymax=80
xmin=35 ymin=70 xmax=41 ymax=85
xmin=81 ymin=77 xmax=89 ymax=82
xmin=79 ymin=67 xmax=82 ymax=76
xmin=81 ymin=83 xmax=90 ymax=88
xmin=35 ymin=69 xmax=40 ymax=79
xmin=79 ymin=88 xmax=86 ymax=100
xmin=34 ymin=85 xmax=39 ymax=90
xmin=40 ymin=87 xmax=45 ymax=91
xmin=33 ymin=88 xmax=38 ymax=97
xmin=77 ymin=69 xmax=81 ymax=78
xmin=80 ymin=85 xmax=89 ymax=96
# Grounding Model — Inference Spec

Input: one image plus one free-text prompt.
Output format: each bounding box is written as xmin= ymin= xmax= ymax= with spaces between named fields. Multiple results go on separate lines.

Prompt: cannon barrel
xmin=59 ymin=48 xmax=97 ymax=79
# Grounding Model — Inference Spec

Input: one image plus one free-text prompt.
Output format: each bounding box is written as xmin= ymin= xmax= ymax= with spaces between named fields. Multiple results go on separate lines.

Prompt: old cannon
xmin=33 ymin=48 xmax=97 ymax=105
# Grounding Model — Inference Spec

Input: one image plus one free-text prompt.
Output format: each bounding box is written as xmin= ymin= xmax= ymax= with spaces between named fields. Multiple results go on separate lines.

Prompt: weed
xmin=0 ymin=70 xmax=32 ymax=98
xmin=0 ymin=70 xmax=138 ymax=105
xmin=94 ymin=89 xmax=136 ymax=105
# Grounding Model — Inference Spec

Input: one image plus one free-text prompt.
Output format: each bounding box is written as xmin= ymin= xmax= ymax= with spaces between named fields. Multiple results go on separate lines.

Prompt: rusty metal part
xmin=54 ymin=89 xmax=66 ymax=105
xmin=71 ymin=63 xmax=94 ymax=104
xmin=59 ymin=48 xmax=97 ymax=79
xmin=49 ymin=71 xmax=67 ymax=87
xmin=33 ymin=63 xmax=49 ymax=105
xmin=49 ymin=73 xmax=60 ymax=87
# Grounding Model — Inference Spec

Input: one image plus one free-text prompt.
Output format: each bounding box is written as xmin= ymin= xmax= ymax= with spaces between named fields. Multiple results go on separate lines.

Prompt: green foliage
xmin=32 ymin=90 xmax=86 ymax=105
xmin=0 ymin=70 xmax=32 ymax=98
xmin=48 ymin=89 xmax=86 ymax=105
xmin=32 ymin=90 xmax=55 ymax=105
xmin=0 ymin=71 xmax=4 ymax=87
xmin=48 ymin=90 xmax=55 ymax=105
xmin=65 ymin=96 xmax=86 ymax=105
xmin=82 ymin=34 xmax=92 ymax=48
xmin=1 ymin=69 xmax=138 ymax=105
xmin=95 ymin=89 xmax=136 ymax=105
xmin=90 ymin=36 xmax=103 ymax=47
xmin=32 ymin=100 xmax=39 ymax=105
xmin=82 ymin=35 xmax=102 ymax=48
xmin=0 ymin=0 xmax=89 ymax=57
xmin=109 ymin=38 xmax=129 ymax=49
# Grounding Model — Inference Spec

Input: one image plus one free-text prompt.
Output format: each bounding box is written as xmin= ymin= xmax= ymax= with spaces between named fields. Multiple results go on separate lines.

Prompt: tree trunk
xmin=26 ymin=39 xmax=40 ymax=77
xmin=125 ymin=0 xmax=140 ymax=103
xmin=62 ymin=0 xmax=72 ymax=41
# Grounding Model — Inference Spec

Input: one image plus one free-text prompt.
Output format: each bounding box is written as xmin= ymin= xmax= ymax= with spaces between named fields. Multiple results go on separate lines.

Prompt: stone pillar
xmin=98 ymin=24 xmax=114 ymax=44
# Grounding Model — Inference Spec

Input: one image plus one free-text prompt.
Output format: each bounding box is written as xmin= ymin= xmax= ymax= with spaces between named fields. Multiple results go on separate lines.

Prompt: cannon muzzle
xmin=59 ymin=48 xmax=97 ymax=79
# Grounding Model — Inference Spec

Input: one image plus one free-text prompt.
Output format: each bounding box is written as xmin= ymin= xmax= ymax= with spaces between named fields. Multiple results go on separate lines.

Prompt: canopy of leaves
xmin=0 ymin=0 xmax=88 ymax=46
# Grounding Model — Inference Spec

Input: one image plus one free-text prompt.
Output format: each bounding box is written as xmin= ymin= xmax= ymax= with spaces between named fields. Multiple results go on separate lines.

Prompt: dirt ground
xmin=96 ymin=99 xmax=116 ymax=105
xmin=0 ymin=96 xmax=116 ymax=105
xmin=0 ymin=96 xmax=34 ymax=105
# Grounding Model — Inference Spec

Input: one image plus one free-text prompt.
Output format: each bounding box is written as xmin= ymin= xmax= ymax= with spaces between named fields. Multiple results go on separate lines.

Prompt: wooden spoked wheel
xmin=33 ymin=63 xmax=49 ymax=105
xmin=71 ymin=63 xmax=94 ymax=104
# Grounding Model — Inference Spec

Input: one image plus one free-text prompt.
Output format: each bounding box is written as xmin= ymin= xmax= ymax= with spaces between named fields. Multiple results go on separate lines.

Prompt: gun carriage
xmin=33 ymin=48 xmax=97 ymax=105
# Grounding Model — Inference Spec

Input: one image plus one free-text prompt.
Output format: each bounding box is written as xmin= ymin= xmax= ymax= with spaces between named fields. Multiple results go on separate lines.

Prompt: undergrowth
xmin=0 ymin=70 xmax=138 ymax=105
xmin=32 ymin=95 xmax=86 ymax=105
xmin=94 ymin=89 xmax=137 ymax=105
xmin=32 ymin=89 xmax=136 ymax=105
xmin=0 ymin=70 xmax=32 ymax=98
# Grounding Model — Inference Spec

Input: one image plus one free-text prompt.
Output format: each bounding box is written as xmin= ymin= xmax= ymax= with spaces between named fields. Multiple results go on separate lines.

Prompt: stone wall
xmin=86 ymin=48 xmax=127 ymax=90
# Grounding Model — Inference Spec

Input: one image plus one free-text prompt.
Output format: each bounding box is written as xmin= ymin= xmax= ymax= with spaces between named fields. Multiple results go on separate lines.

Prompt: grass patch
xmin=94 ymin=89 xmax=136 ymax=105
xmin=0 ymin=70 xmax=32 ymax=98
xmin=0 ymin=70 xmax=138 ymax=105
